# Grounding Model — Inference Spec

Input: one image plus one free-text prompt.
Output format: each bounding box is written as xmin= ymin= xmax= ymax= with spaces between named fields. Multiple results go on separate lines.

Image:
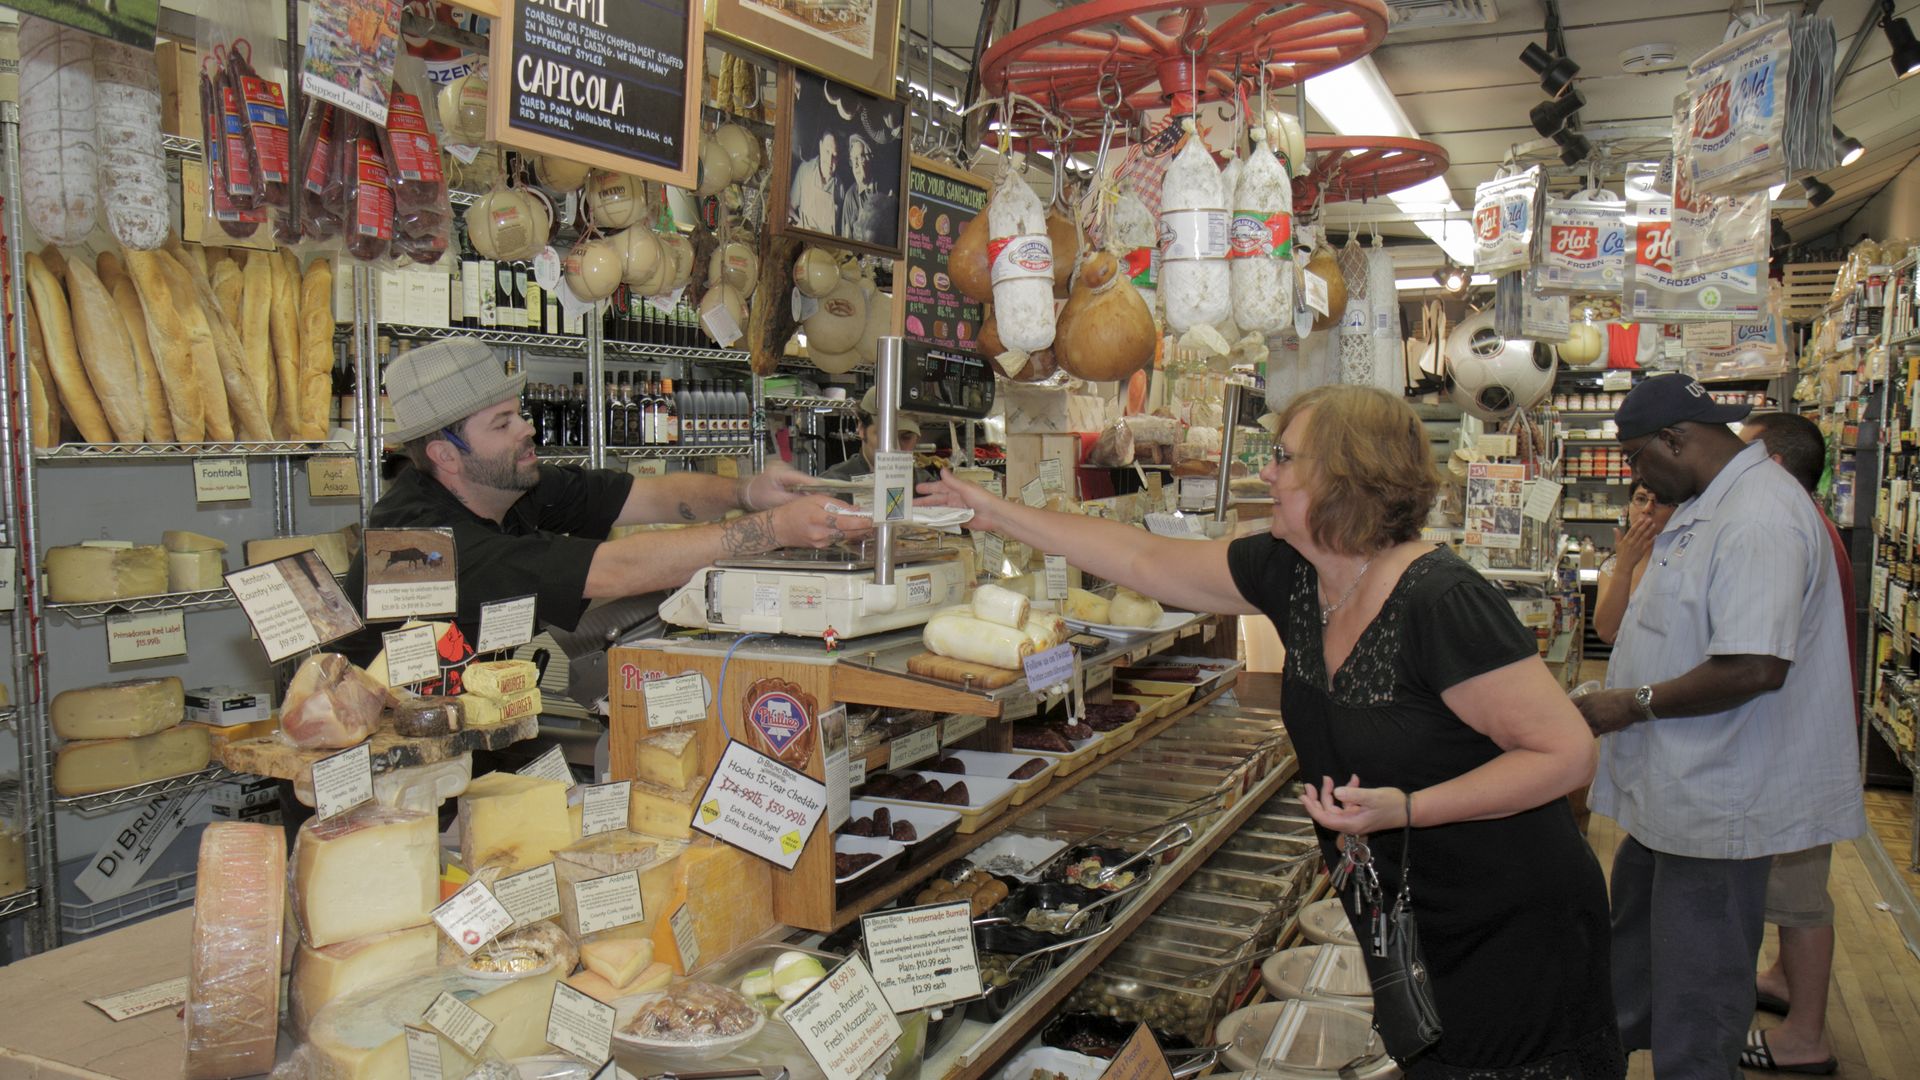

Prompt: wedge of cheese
xmin=289 ymin=925 xmax=438 ymax=1036
xmin=292 ymin=806 xmax=438 ymax=948
xmin=168 ymin=548 xmax=227 ymax=591
xmin=306 ymin=966 xmax=562 ymax=1079
xmin=246 ymin=529 xmax=356 ymax=575
xmin=580 ymin=937 xmax=655 ymax=985
xmin=627 ymin=778 xmax=699 ymax=840
xmin=186 ymin=823 xmax=286 ymax=1079
xmin=564 ymin=961 xmax=671 ymax=1005
xmin=458 ymin=772 xmax=572 ymax=874
xmin=459 ymin=687 xmax=541 ymax=727
xmin=45 ymin=543 xmax=169 ymax=602
xmin=54 ymin=725 xmax=210 ymax=796
xmin=635 ymin=729 xmax=702 ymax=789
xmin=461 ymin=659 xmax=540 ymax=698
xmin=50 ymin=676 xmax=184 ymax=740
xmin=554 ymin=829 xmax=659 ymax=940
xmin=649 ymin=840 xmax=775 ymax=974
xmin=163 ymin=529 xmax=228 ymax=552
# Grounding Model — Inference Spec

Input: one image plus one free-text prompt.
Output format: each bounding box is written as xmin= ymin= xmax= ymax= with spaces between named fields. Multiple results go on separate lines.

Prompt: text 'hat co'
xmin=1612 ymin=373 xmax=1752 ymax=442
xmin=383 ymin=337 xmax=527 ymax=444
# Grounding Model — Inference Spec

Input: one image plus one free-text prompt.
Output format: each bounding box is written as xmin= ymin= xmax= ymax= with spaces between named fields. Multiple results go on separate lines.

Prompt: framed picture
xmin=770 ymin=65 xmax=909 ymax=259
xmin=707 ymin=0 xmax=901 ymax=99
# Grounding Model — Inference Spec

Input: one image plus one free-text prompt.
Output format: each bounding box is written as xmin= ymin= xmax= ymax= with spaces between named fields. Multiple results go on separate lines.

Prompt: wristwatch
xmin=1633 ymin=685 xmax=1658 ymax=723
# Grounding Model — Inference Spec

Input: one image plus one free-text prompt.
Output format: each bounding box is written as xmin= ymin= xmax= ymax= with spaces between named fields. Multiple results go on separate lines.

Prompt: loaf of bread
xmin=153 ymin=252 xmax=233 ymax=441
xmin=163 ymin=249 xmax=270 ymax=441
xmin=122 ymin=249 xmax=206 ymax=442
xmin=240 ymin=252 xmax=274 ymax=430
xmin=270 ymin=251 xmax=302 ymax=440
xmin=65 ymin=258 xmax=147 ymax=442
xmin=24 ymin=302 xmax=60 ymax=448
xmin=111 ymin=277 xmax=173 ymax=441
xmin=211 ymin=257 xmax=242 ymax=331
xmin=25 ymin=251 xmax=113 ymax=443
xmin=298 ymin=259 xmax=335 ymax=441
xmin=95 ymin=250 xmax=128 ymax=294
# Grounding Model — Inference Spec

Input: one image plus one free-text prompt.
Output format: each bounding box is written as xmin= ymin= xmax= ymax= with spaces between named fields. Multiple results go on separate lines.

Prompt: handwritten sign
xmin=308 ymin=457 xmax=360 ymax=498
xmin=902 ymin=158 xmax=988 ymax=362
xmin=193 ymin=459 xmax=251 ymax=502
xmin=785 ymin=956 xmax=904 ymax=1080
xmin=691 ymin=740 xmax=828 ymax=870
xmin=860 ymin=901 xmax=982 ymax=1012
xmin=889 ymin=725 xmax=939 ymax=770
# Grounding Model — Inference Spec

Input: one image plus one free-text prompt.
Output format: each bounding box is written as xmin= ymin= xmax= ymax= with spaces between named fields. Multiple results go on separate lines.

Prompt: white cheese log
xmin=1159 ymin=130 xmax=1232 ymax=334
xmin=1229 ymin=129 xmax=1297 ymax=334
xmin=923 ymin=612 xmax=1037 ymax=670
xmin=987 ymin=164 xmax=1055 ymax=354
xmin=970 ymin=582 xmax=1031 ymax=629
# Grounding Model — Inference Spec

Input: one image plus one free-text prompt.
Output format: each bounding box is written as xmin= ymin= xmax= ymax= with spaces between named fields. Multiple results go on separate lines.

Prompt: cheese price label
xmin=422 ymin=993 xmax=495 ymax=1058
xmin=475 ymin=594 xmax=538 ymax=654
xmin=545 ymin=982 xmax=616 ymax=1064
xmin=580 ymin=782 xmax=631 ymax=836
xmin=310 ymin=742 xmax=375 ymax=821
xmin=106 ymin=610 xmax=188 ymax=664
xmin=1021 ymin=477 xmax=1048 ymax=507
xmin=308 ymin=457 xmax=361 ymax=498
xmin=432 ymin=881 xmax=515 ymax=956
xmin=572 ymin=870 xmax=646 ymax=935
xmin=1037 ymin=456 xmax=1067 ymax=495
xmin=519 ymin=745 xmax=573 ymax=788
xmin=691 ymin=740 xmax=829 ymax=870
xmin=493 ymin=863 xmax=562 ymax=928
xmin=784 ymin=955 xmax=905 ymax=1080
xmin=192 ymin=458 xmax=252 ymax=502
xmin=403 ymin=1027 xmax=443 ymax=1080
xmin=1043 ymin=555 xmax=1069 ymax=600
xmin=643 ymin=671 xmax=708 ymax=729
xmin=381 ymin=624 xmax=442 ymax=687
xmin=670 ymin=905 xmax=700 ymax=972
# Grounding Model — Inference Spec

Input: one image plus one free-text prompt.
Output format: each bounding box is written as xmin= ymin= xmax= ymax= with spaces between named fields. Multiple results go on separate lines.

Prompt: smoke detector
xmin=1619 ymin=43 xmax=1681 ymax=73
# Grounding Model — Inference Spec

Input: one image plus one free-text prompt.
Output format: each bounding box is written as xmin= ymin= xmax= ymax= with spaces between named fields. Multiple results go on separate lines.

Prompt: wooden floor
xmin=1863 ymin=788 xmax=1920 ymax=903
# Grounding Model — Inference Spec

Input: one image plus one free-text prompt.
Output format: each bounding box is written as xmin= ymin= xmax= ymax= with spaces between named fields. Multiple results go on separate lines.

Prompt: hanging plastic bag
xmin=1472 ymin=167 xmax=1540 ymax=275
xmin=1683 ymin=14 xmax=1836 ymax=198
xmin=1535 ymin=191 xmax=1628 ymax=294
xmin=1624 ymin=164 xmax=1764 ymax=323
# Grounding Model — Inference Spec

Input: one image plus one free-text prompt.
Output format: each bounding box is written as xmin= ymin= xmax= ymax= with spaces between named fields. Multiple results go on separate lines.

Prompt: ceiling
xmin=907 ymin=0 xmax=1920 ymax=250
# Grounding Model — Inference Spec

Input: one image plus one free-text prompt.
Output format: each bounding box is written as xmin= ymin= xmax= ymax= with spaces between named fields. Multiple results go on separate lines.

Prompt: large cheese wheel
xmin=186 ymin=823 xmax=287 ymax=1079
xmin=45 ymin=543 xmax=168 ymax=602
xmin=289 ymin=924 xmax=439 ymax=1037
xmin=54 ymin=725 xmax=211 ymax=795
xmin=49 ymin=676 xmax=183 ymax=740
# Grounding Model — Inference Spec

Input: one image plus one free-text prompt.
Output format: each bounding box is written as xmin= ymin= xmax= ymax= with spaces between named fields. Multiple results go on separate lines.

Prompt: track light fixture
xmin=1553 ymin=128 xmax=1591 ymax=167
xmin=1803 ymin=176 xmax=1834 ymax=208
xmin=1834 ymin=127 xmax=1865 ymax=166
xmin=1435 ymin=264 xmax=1469 ymax=293
xmin=1520 ymin=42 xmax=1581 ymax=95
xmin=1881 ymin=0 xmax=1920 ymax=79
xmin=1530 ymin=88 xmax=1586 ymax=137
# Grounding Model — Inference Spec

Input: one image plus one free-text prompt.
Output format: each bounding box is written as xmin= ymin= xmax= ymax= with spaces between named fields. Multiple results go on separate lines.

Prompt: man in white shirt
xmin=790 ymin=131 xmax=842 ymax=234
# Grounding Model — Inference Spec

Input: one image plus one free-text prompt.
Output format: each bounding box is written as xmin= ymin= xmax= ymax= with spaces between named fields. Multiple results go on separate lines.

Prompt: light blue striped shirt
xmin=1595 ymin=442 xmax=1865 ymax=860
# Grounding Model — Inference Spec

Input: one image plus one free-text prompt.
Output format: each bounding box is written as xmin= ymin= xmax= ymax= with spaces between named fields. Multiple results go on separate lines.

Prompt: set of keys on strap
xmin=1330 ymin=833 xmax=1390 ymax=958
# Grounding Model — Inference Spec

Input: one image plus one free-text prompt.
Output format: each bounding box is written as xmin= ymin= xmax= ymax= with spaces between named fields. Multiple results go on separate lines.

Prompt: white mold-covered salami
xmin=19 ymin=18 xmax=98 ymax=246
xmin=1158 ymin=126 xmax=1230 ymax=334
xmin=1229 ymin=128 xmax=1296 ymax=334
xmin=986 ymin=160 xmax=1055 ymax=355
xmin=93 ymin=39 xmax=170 ymax=251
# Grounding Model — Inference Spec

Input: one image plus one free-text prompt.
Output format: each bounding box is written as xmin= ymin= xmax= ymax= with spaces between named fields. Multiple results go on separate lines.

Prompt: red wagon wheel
xmin=1294 ymin=135 xmax=1449 ymax=215
xmin=980 ymin=0 xmax=1389 ymax=122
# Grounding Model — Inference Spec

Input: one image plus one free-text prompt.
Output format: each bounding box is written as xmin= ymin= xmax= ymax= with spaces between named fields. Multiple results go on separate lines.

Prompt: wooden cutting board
xmin=214 ymin=714 xmax=540 ymax=780
xmin=906 ymin=652 xmax=1024 ymax=689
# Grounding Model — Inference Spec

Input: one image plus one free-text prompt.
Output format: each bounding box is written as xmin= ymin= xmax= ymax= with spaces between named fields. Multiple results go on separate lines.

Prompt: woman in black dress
xmin=918 ymin=385 xmax=1622 ymax=1078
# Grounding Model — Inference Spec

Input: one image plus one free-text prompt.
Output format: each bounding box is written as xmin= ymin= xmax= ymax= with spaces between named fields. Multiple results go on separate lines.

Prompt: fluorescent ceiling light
xmin=1396 ymin=274 xmax=1495 ymax=291
xmin=1306 ymin=58 xmax=1474 ymax=264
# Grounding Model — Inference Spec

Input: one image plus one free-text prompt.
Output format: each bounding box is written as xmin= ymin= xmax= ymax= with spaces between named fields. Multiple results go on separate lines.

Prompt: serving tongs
xmin=1095 ymin=822 xmax=1193 ymax=885
xmin=972 ymin=871 xmax=1149 ymax=931
xmin=642 ymin=1070 xmax=789 ymax=1080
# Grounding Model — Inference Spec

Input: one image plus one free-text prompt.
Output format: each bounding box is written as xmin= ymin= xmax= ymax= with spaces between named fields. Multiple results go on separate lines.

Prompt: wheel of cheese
xmin=49 ymin=676 xmax=183 ymax=740
xmin=186 ymin=823 xmax=287 ymax=1079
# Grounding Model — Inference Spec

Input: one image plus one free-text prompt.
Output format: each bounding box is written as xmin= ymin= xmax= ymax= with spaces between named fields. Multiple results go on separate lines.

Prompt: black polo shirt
xmin=342 ymin=463 xmax=635 ymax=659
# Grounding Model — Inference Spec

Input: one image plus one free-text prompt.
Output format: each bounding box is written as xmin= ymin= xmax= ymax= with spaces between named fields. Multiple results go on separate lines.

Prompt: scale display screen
xmin=901 ymin=345 xmax=996 ymax=419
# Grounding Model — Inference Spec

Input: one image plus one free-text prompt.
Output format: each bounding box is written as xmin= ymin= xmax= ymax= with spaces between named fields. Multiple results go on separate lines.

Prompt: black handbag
xmin=1369 ymin=793 xmax=1443 ymax=1061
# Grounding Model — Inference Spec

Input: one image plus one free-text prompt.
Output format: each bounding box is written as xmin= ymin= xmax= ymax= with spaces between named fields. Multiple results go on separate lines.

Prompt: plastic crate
xmin=57 ymin=822 xmax=205 ymax=939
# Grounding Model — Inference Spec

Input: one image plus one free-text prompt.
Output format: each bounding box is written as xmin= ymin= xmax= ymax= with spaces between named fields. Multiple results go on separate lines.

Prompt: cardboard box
xmin=184 ymin=685 xmax=270 ymax=727
xmin=155 ymin=40 xmax=200 ymax=138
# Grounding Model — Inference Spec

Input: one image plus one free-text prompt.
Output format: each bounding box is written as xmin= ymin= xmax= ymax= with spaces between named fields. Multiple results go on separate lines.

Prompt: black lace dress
xmin=1227 ymin=538 xmax=1624 ymax=1080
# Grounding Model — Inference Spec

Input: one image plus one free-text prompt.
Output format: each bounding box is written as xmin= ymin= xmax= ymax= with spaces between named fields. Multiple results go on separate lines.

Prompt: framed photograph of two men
xmin=769 ymin=63 xmax=908 ymax=260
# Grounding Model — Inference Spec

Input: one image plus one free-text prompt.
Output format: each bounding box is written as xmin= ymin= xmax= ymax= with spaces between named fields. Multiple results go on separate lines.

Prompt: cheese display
xmin=581 ymin=936 xmax=655 ymax=985
xmin=651 ymin=841 xmax=775 ymax=974
xmin=245 ymin=529 xmax=355 ymax=574
xmin=462 ymin=658 xmax=540 ymax=698
xmin=185 ymin=823 xmax=286 ymax=1079
xmin=459 ymin=686 xmax=541 ymax=727
xmin=635 ymin=729 xmax=701 ymax=789
xmin=304 ymin=966 xmax=563 ymax=1079
xmin=458 ymin=772 xmax=573 ymax=874
xmin=44 ymin=543 xmax=168 ymax=601
xmin=49 ymin=675 xmax=184 ymax=740
xmin=289 ymin=924 xmax=438 ymax=1036
xmin=628 ymin=777 xmax=700 ymax=839
xmin=292 ymin=806 xmax=438 ymax=947
xmin=554 ymin=829 xmax=660 ymax=939
xmin=167 ymin=548 xmax=226 ymax=590
xmin=53 ymin=724 xmax=210 ymax=795
xmin=565 ymin=960 xmax=672 ymax=1004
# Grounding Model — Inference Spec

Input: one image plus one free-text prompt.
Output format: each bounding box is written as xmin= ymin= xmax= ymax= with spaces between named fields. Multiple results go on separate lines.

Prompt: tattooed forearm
xmin=720 ymin=511 xmax=778 ymax=555
xmin=678 ymin=502 xmax=697 ymax=521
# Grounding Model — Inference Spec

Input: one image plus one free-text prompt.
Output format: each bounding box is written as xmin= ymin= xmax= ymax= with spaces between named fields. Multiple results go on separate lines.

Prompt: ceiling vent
xmin=1385 ymin=0 xmax=1499 ymax=31
xmin=1619 ymin=43 xmax=1682 ymax=73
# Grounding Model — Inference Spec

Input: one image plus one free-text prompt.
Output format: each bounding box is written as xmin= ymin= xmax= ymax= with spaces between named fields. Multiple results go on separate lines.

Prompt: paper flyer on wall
xmin=1464 ymin=462 xmax=1526 ymax=550
xmin=362 ymin=527 xmax=458 ymax=620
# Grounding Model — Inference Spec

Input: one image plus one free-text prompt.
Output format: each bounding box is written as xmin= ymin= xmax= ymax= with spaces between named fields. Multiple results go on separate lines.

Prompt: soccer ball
xmin=1445 ymin=311 xmax=1557 ymax=422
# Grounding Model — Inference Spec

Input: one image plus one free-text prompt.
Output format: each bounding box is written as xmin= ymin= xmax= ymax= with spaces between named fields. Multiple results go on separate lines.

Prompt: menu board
xmin=488 ymin=0 xmax=704 ymax=187
xmin=900 ymin=157 xmax=988 ymax=360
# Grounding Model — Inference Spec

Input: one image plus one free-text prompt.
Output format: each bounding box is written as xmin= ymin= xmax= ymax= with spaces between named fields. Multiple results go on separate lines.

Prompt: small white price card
xmin=106 ymin=610 xmax=188 ymax=664
xmin=1176 ymin=478 xmax=1218 ymax=512
xmin=193 ymin=458 xmax=252 ymax=502
xmin=432 ymin=880 xmax=514 ymax=956
xmin=848 ymin=755 xmax=868 ymax=788
xmin=403 ymin=1026 xmax=442 ymax=1080
xmin=942 ymin=714 xmax=985 ymax=744
xmin=545 ymin=983 xmax=616 ymax=1064
xmin=643 ymin=672 xmax=708 ymax=729
xmin=670 ymin=905 xmax=700 ymax=972
xmin=1522 ymin=479 xmax=1564 ymax=523
xmin=1024 ymin=644 xmax=1076 ymax=693
xmin=572 ymin=871 xmax=646 ymax=935
xmin=422 ymin=992 xmax=494 ymax=1058
xmin=860 ymin=901 xmax=982 ymax=1012
xmin=701 ymin=301 xmax=745 ymax=348
xmin=310 ymin=742 xmax=374 ymax=821
xmin=874 ymin=450 xmax=914 ymax=523
xmin=628 ymin=457 xmax=667 ymax=477
xmin=1021 ymin=477 xmax=1048 ymax=507
xmin=982 ymin=533 xmax=1006 ymax=574
xmin=785 ymin=956 xmax=905 ymax=1080
xmin=475 ymin=594 xmax=538 ymax=654
xmin=493 ymin=863 xmax=561 ymax=929
xmin=889 ymin=725 xmax=939 ymax=770
xmin=1043 ymin=555 xmax=1069 ymax=600
xmin=308 ymin=457 xmax=361 ymax=498
xmin=86 ymin=976 xmax=189 ymax=1021
xmin=381 ymin=624 xmax=441 ymax=687
xmin=580 ymin=782 xmax=630 ymax=836
xmin=519 ymin=746 xmax=573 ymax=788
xmin=1037 ymin=456 xmax=1067 ymax=495
xmin=1302 ymin=270 xmax=1330 ymax=317
xmin=692 ymin=741 xmax=829 ymax=870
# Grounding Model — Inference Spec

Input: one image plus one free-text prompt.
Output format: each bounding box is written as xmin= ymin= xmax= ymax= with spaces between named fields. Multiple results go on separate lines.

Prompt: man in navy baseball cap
xmin=1611 ymin=374 xmax=1753 ymax=507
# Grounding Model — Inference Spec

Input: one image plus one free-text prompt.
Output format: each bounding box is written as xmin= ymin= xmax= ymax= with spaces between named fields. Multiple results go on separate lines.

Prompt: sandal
xmin=1741 ymin=1030 xmax=1838 ymax=1075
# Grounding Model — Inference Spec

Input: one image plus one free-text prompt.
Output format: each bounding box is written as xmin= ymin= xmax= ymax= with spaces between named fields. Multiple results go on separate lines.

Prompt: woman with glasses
xmin=917 ymin=384 xmax=1622 ymax=1079
xmin=1593 ymin=482 xmax=1677 ymax=645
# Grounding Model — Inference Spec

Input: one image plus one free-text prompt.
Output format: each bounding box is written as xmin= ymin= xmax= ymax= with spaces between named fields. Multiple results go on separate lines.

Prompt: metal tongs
xmin=1095 ymin=822 xmax=1194 ymax=885
xmin=1005 ymin=920 xmax=1118 ymax=975
xmin=642 ymin=1070 xmax=788 ymax=1080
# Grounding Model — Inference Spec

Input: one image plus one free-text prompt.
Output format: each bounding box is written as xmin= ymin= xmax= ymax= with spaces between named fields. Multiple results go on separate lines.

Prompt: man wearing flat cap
xmin=343 ymin=339 xmax=870 ymax=678
xmin=1576 ymin=374 xmax=1863 ymax=1078
xmin=821 ymin=387 xmax=935 ymax=486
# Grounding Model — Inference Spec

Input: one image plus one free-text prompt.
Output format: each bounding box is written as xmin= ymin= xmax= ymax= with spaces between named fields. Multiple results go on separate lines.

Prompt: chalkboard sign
xmin=487 ymin=0 xmax=704 ymax=188
xmin=894 ymin=156 xmax=996 ymax=419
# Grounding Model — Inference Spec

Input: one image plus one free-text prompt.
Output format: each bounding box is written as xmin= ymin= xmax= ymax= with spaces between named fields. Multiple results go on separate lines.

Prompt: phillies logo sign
xmin=1637 ymin=222 xmax=1675 ymax=274
xmin=1551 ymin=226 xmax=1597 ymax=259
xmin=1692 ymin=81 xmax=1731 ymax=141
xmin=1474 ymin=206 xmax=1501 ymax=241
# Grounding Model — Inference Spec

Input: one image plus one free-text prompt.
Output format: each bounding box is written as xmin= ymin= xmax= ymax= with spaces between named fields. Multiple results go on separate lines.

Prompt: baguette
xmin=96 ymin=250 xmax=128 ymax=293
xmin=152 ymin=252 xmax=233 ymax=441
xmin=64 ymin=258 xmax=146 ymax=442
xmin=122 ymin=249 xmax=206 ymax=441
xmin=269 ymin=251 xmax=302 ymax=439
xmin=240 ymin=251 xmax=274 ymax=429
xmin=162 ymin=248 xmax=271 ymax=441
xmin=298 ymin=258 xmax=335 ymax=441
xmin=24 ymin=302 xmax=60 ymax=448
xmin=211 ymin=257 xmax=242 ymax=330
xmin=111 ymin=277 xmax=174 ymax=441
xmin=38 ymin=245 xmax=68 ymax=283
xmin=25 ymin=251 xmax=113 ymax=443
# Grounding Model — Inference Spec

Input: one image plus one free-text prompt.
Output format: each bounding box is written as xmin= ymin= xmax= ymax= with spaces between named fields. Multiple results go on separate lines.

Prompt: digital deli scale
xmin=659 ymin=338 xmax=973 ymax=640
